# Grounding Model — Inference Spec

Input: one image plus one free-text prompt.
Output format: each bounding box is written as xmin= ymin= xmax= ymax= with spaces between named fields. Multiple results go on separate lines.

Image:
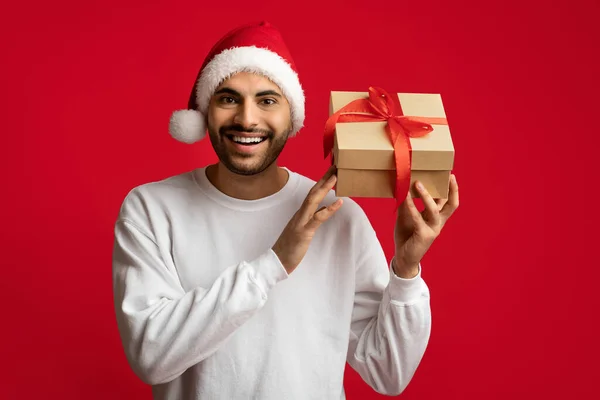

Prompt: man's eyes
xmin=219 ymin=96 xmax=237 ymax=104
xmin=261 ymin=98 xmax=277 ymax=105
xmin=218 ymin=97 xmax=277 ymax=105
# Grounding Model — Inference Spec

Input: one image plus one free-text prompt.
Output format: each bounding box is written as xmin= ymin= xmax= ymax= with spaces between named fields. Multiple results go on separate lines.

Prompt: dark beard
xmin=208 ymin=123 xmax=290 ymax=176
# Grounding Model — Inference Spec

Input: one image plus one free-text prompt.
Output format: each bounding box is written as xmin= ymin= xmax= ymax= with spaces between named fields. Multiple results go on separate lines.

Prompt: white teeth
xmin=232 ymin=136 xmax=264 ymax=144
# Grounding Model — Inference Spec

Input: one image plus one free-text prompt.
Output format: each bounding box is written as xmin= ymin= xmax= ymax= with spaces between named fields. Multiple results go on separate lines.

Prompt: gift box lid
xmin=330 ymin=91 xmax=455 ymax=171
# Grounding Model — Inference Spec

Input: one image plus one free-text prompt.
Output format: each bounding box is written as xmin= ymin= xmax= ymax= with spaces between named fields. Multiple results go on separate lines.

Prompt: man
xmin=112 ymin=21 xmax=459 ymax=400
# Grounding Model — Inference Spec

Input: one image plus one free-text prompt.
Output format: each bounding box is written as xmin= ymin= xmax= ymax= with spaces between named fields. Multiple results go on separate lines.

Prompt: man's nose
xmin=233 ymin=100 xmax=260 ymax=129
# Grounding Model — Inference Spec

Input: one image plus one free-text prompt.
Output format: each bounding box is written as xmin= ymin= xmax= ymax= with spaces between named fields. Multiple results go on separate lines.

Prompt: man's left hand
xmin=393 ymin=174 xmax=459 ymax=278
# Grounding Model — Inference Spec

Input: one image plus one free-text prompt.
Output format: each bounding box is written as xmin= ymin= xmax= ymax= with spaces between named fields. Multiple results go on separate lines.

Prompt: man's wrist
xmin=392 ymin=257 xmax=420 ymax=279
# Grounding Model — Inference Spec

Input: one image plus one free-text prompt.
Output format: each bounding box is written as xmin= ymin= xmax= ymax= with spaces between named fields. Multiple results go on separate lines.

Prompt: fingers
xmin=316 ymin=165 xmax=337 ymax=189
xmin=441 ymin=174 xmax=459 ymax=218
xmin=414 ymin=181 xmax=441 ymax=226
xmin=299 ymin=167 xmax=338 ymax=222
xmin=305 ymin=199 xmax=343 ymax=231
xmin=403 ymin=191 xmax=426 ymax=228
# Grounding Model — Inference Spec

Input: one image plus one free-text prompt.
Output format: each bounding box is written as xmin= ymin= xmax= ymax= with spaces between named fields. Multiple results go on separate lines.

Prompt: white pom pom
xmin=169 ymin=110 xmax=206 ymax=144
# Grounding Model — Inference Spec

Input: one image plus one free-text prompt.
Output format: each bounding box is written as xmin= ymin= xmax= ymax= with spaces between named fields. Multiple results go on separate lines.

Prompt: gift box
xmin=327 ymin=90 xmax=455 ymax=200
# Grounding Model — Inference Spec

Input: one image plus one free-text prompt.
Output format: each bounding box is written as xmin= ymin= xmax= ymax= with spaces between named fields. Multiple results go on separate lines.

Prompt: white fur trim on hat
xmin=169 ymin=109 xmax=206 ymax=144
xmin=196 ymin=46 xmax=305 ymax=135
xmin=168 ymin=45 xmax=305 ymax=144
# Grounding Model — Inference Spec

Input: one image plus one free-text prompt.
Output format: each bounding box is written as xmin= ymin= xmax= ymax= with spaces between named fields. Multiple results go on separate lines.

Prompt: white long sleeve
xmin=345 ymin=228 xmax=431 ymax=396
xmin=112 ymin=218 xmax=289 ymax=385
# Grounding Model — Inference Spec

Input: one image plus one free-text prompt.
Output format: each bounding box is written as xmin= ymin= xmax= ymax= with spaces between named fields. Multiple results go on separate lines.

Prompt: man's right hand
xmin=272 ymin=166 xmax=343 ymax=274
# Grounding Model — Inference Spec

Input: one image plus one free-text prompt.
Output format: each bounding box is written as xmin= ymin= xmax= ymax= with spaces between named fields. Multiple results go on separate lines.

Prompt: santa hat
xmin=169 ymin=21 xmax=305 ymax=144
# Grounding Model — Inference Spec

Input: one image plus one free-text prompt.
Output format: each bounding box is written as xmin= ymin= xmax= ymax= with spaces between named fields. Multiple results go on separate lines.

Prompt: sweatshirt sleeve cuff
xmin=247 ymin=249 xmax=290 ymax=295
xmin=387 ymin=260 xmax=429 ymax=304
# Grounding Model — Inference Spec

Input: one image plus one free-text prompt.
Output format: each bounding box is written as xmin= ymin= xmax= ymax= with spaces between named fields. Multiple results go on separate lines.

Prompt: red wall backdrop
xmin=2 ymin=0 xmax=599 ymax=398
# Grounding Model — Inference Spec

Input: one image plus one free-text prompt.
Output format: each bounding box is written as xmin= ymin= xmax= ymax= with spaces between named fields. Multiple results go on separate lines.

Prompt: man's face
xmin=206 ymin=72 xmax=292 ymax=176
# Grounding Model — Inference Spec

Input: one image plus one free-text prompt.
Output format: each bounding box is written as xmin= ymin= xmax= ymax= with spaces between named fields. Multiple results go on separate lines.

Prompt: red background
xmin=2 ymin=0 xmax=599 ymax=398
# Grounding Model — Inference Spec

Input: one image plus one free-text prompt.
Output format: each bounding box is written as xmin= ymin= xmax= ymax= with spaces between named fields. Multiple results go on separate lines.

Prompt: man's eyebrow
xmin=214 ymin=87 xmax=241 ymax=96
xmin=213 ymin=88 xmax=282 ymax=98
xmin=256 ymin=90 xmax=282 ymax=98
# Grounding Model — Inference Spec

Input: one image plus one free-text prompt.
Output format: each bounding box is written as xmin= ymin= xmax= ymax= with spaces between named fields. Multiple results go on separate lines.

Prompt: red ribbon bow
xmin=323 ymin=86 xmax=448 ymax=204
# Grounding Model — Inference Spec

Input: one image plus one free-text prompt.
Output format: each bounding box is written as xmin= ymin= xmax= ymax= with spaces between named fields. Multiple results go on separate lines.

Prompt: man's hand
xmin=272 ymin=166 xmax=343 ymax=274
xmin=393 ymin=174 xmax=459 ymax=278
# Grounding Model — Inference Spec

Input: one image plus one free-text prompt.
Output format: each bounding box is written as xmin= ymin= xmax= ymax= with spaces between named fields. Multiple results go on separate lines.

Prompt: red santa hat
xmin=169 ymin=21 xmax=305 ymax=144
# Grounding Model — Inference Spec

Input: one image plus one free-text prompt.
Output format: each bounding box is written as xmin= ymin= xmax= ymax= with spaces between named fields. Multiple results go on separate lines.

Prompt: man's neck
xmin=205 ymin=162 xmax=289 ymax=200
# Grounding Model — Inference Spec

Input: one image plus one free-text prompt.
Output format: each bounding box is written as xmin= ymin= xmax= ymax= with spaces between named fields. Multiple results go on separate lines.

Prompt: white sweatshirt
xmin=112 ymin=167 xmax=431 ymax=400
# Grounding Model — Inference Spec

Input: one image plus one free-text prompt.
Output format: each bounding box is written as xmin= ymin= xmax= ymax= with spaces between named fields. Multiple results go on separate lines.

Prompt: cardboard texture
xmin=329 ymin=91 xmax=455 ymax=199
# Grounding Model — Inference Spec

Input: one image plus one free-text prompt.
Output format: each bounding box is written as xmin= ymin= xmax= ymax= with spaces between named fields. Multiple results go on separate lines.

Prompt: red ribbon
xmin=323 ymin=87 xmax=448 ymax=204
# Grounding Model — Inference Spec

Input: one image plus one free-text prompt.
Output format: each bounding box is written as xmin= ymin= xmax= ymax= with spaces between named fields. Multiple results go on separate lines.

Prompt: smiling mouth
xmin=225 ymin=134 xmax=268 ymax=146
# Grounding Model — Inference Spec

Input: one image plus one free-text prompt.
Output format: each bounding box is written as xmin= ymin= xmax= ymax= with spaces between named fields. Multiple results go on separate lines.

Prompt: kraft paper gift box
xmin=328 ymin=90 xmax=455 ymax=199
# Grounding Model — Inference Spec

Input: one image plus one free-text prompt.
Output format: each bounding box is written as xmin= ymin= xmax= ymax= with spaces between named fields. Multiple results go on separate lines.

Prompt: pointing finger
xmin=300 ymin=173 xmax=338 ymax=223
xmin=315 ymin=165 xmax=337 ymax=189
